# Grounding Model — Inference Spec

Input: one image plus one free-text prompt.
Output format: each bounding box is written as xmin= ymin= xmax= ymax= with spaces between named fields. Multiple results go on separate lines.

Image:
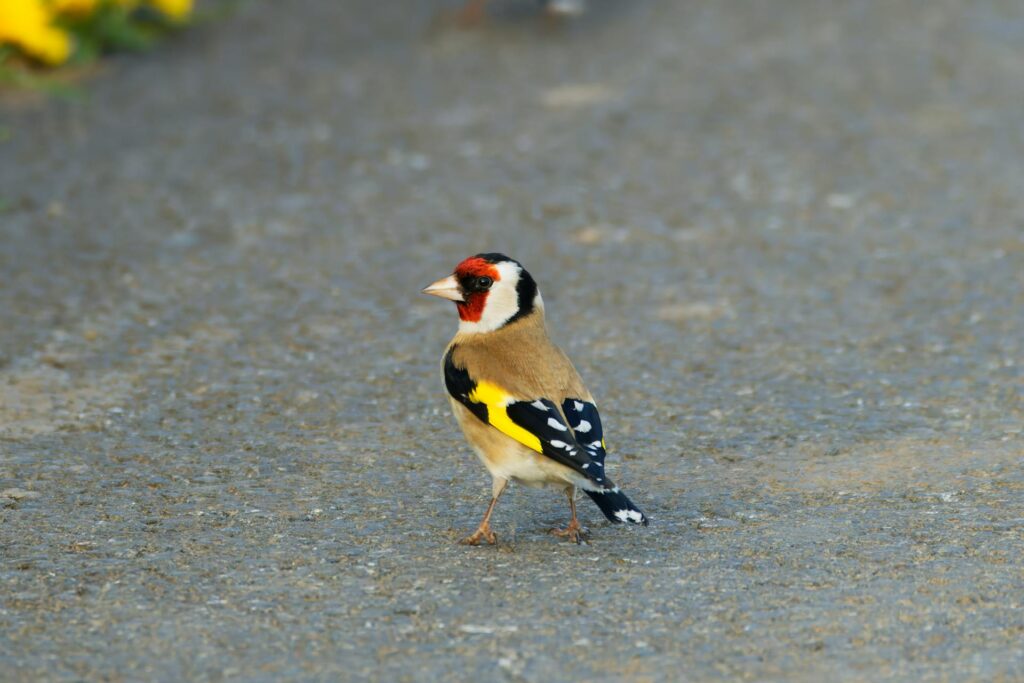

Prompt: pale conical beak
xmin=422 ymin=275 xmax=464 ymax=302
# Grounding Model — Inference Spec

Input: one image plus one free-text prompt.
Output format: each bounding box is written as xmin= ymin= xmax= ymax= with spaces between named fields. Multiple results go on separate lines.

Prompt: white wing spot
xmin=574 ymin=401 xmax=585 ymax=412
xmin=550 ymin=440 xmax=570 ymax=449
xmin=582 ymin=463 xmax=590 ymax=469
xmin=589 ymin=440 xmax=603 ymax=450
xmin=547 ymin=418 xmax=568 ymax=431
xmin=531 ymin=400 xmax=548 ymax=411
xmin=574 ymin=420 xmax=592 ymax=433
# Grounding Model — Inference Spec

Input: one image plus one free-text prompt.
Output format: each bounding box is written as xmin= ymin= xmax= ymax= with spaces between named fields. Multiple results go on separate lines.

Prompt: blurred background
xmin=1 ymin=1 xmax=1023 ymax=680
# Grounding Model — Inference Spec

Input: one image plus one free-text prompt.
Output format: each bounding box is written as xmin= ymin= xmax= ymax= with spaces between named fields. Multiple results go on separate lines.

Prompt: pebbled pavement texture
xmin=1 ymin=0 xmax=1022 ymax=680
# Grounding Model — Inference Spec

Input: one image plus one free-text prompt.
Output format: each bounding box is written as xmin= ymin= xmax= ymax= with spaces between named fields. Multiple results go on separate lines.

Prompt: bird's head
xmin=422 ymin=253 xmax=543 ymax=333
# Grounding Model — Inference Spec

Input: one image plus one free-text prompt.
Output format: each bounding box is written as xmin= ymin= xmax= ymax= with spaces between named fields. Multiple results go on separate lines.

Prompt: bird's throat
xmin=456 ymin=292 xmax=488 ymax=322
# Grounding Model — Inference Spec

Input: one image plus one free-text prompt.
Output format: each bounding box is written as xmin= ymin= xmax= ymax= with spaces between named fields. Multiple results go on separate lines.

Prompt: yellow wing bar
xmin=468 ymin=380 xmax=544 ymax=453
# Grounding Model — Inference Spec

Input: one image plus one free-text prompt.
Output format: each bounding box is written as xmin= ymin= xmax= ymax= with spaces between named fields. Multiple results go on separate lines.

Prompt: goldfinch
xmin=455 ymin=0 xmax=586 ymax=25
xmin=423 ymin=253 xmax=648 ymax=545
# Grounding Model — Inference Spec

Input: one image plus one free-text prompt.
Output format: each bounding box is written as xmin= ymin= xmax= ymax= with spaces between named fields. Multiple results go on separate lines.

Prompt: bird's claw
xmin=459 ymin=526 xmax=497 ymax=546
xmin=453 ymin=0 xmax=488 ymax=27
xmin=550 ymin=522 xmax=590 ymax=544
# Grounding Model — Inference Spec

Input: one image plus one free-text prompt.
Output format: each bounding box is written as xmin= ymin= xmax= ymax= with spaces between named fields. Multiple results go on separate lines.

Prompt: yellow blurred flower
xmin=50 ymin=0 xmax=100 ymax=17
xmin=147 ymin=0 xmax=192 ymax=21
xmin=0 ymin=0 xmax=73 ymax=65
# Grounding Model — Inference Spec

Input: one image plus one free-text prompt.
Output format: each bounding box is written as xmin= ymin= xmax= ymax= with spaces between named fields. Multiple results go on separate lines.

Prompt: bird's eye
xmin=475 ymin=276 xmax=493 ymax=290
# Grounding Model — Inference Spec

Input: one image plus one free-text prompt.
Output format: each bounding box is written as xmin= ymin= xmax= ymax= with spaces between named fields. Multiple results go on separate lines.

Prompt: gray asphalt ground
xmin=2 ymin=0 xmax=1023 ymax=680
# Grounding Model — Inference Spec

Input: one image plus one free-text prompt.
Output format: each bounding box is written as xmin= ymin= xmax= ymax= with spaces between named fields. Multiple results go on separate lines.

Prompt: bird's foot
xmin=459 ymin=525 xmax=497 ymax=546
xmin=550 ymin=520 xmax=590 ymax=544
xmin=453 ymin=0 xmax=488 ymax=27
xmin=545 ymin=0 xmax=586 ymax=18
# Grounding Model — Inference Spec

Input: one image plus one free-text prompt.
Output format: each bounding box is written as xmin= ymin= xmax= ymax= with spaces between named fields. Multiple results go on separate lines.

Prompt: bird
xmin=454 ymin=0 xmax=586 ymax=26
xmin=423 ymin=253 xmax=648 ymax=545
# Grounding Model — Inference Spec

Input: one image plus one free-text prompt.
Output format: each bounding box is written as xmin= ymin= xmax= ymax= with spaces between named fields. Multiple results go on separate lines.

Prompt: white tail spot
xmin=614 ymin=509 xmax=644 ymax=523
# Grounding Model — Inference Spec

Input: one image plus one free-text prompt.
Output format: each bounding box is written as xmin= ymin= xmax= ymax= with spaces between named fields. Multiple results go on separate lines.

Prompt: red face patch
xmin=453 ymin=257 xmax=500 ymax=322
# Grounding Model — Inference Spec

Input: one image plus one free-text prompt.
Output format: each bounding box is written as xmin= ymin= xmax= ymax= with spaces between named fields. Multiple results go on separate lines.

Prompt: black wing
xmin=562 ymin=397 xmax=607 ymax=465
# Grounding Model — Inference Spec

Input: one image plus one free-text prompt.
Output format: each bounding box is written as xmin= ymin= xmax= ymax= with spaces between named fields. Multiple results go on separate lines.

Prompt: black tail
xmin=585 ymin=485 xmax=649 ymax=526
